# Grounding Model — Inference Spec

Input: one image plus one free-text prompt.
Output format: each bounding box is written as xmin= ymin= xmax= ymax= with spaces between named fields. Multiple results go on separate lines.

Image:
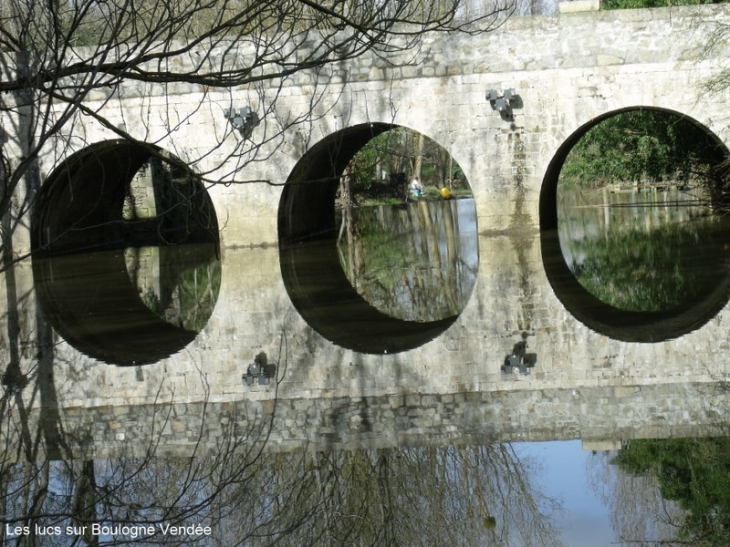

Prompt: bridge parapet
xmin=5 ymin=380 xmax=728 ymax=461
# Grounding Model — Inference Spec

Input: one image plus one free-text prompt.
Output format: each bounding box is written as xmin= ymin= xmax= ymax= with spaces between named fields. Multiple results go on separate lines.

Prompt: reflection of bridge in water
xmin=4 ymin=229 xmax=730 ymax=460
xmin=4 ymin=5 xmax=730 ymax=460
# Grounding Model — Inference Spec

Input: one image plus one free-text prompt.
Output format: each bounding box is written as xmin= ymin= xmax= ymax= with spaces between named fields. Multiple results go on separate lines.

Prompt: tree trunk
xmin=413 ymin=132 xmax=425 ymax=180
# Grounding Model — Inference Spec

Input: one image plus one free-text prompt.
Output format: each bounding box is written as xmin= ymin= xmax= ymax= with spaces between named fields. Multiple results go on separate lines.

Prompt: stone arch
xmin=31 ymin=140 xmax=220 ymax=365
xmin=32 ymin=140 xmax=219 ymax=255
xmin=278 ymin=122 xmax=476 ymax=354
xmin=538 ymin=106 xmax=730 ymax=342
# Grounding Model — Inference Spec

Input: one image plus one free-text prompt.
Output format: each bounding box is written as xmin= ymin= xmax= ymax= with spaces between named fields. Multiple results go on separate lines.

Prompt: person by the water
xmin=409 ymin=176 xmax=424 ymax=198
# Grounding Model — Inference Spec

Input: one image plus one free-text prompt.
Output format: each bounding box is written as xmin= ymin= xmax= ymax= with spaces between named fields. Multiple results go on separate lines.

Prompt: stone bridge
xmin=5 ymin=4 xmax=730 ymax=251
xmin=3 ymin=5 xmax=730 ymax=459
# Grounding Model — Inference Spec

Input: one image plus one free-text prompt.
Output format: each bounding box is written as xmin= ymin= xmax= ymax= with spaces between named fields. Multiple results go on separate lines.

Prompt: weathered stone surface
xmin=3 ymin=6 xmax=730 ymax=254
xmin=2 ymin=6 xmax=730 ymax=460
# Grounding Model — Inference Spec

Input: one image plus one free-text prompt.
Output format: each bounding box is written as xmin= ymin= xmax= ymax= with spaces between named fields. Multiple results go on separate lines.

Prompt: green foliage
xmin=337 ymin=201 xmax=476 ymax=321
xmin=175 ymin=259 xmax=221 ymax=331
xmin=348 ymin=132 xmax=389 ymax=191
xmin=424 ymin=186 xmax=444 ymax=200
xmin=345 ymin=128 xmax=470 ymax=204
xmin=559 ymin=185 xmax=729 ymax=313
xmin=602 ymin=0 xmax=727 ymax=8
xmin=560 ymin=110 xmax=721 ymax=189
xmin=613 ymin=438 xmax=730 ymax=545
xmin=569 ymin=219 xmax=722 ymax=311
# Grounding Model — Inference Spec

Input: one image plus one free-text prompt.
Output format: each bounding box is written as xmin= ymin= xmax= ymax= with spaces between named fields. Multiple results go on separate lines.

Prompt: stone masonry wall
xmin=6 ymin=381 xmax=728 ymax=461
xmin=3 ymin=6 xmax=730 ymax=460
xmin=4 ymin=5 xmax=730 ymax=252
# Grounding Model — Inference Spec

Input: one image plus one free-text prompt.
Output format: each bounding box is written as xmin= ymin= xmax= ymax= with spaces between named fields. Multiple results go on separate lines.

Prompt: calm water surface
xmin=336 ymin=198 xmax=478 ymax=321
xmin=558 ymin=186 xmax=730 ymax=312
xmin=2 ymin=193 xmax=730 ymax=546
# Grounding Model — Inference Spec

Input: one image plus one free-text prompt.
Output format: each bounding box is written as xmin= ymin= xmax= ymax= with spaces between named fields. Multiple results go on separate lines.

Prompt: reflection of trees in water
xmin=588 ymin=449 xmax=683 ymax=545
xmin=2 ymin=256 xmax=556 ymax=546
xmin=0 ymin=393 xmax=278 ymax=546
xmin=587 ymin=437 xmax=730 ymax=547
xmin=337 ymin=200 xmax=477 ymax=322
xmin=125 ymin=245 xmax=221 ymax=332
xmin=266 ymin=443 xmax=564 ymax=547
xmin=1 ymin=435 xmax=565 ymax=546
xmin=558 ymin=188 xmax=729 ymax=311
xmin=614 ymin=438 xmax=730 ymax=546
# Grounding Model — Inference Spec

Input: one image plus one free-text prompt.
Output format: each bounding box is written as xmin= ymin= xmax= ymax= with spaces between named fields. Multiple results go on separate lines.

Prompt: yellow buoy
xmin=439 ymin=187 xmax=452 ymax=199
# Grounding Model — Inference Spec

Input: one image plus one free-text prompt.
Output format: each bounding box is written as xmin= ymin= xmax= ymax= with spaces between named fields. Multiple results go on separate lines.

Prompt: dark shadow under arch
xmin=539 ymin=107 xmax=730 ymax=342
xmin=32 ymin=140 xmax=218 ymax=256
xmin=32 ymin=250 xmax=202 ymax=366
xmin=278 ymin=123 xmax=463 ymax=354
xmin=31 ymin=140 xmax=220 ymax=365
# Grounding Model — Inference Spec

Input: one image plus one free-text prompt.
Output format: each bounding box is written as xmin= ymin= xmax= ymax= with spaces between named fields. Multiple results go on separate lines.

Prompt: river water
xmin=2 ymin=191 xmax=730 ymax=546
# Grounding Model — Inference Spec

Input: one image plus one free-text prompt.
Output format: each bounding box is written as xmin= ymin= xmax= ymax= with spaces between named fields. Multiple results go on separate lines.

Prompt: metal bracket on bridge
xmin=243 ymin=352 xmax=277 ymax=386
xmin=224 ymin=106 xmax=260 ymax=139
xmin=486 ymin=88 xmax=522 ymax=122
xmin=501 ymin=337 xmax=537 ymax=375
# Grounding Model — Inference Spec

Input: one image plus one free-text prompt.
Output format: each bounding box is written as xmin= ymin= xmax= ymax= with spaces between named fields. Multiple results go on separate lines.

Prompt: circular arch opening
xmin=278 ymin=123 xmax=478 ymax=354
xmin=32 ymin=140 xmax=221 ymax=365
xmin=539 ymin=107 xmax=730 ymax=342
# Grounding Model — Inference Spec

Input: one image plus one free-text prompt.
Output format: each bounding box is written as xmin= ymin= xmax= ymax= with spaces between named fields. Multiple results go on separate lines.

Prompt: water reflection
xmin=29 ymin=141 xmax=222 ymax=366
xmin=5 ymin=236 xmax=730 ymax=545
xmin=279 ymin=198 xmax=477 ymax=354
xmin=336 ymin=198 xmax=478 ymax=322
xmin=6 ymin=162 xmax=730 ymax=545
xmin=542 ymin=186 xmax=730 ymax=341
xmin=32 ymin=244 xmax=221 ymax=366
xmin=606 ymin=437 xmax=730 ymax=545
xmin=559 ymin=187 xmax=730 ymax=312
xmin=0 ymin=431 xmax=564 ymax=546
xmin=581 ymin=435 xmax=730 ymax=546
xmin=6 ymin=394 xmax=729 ymax=547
